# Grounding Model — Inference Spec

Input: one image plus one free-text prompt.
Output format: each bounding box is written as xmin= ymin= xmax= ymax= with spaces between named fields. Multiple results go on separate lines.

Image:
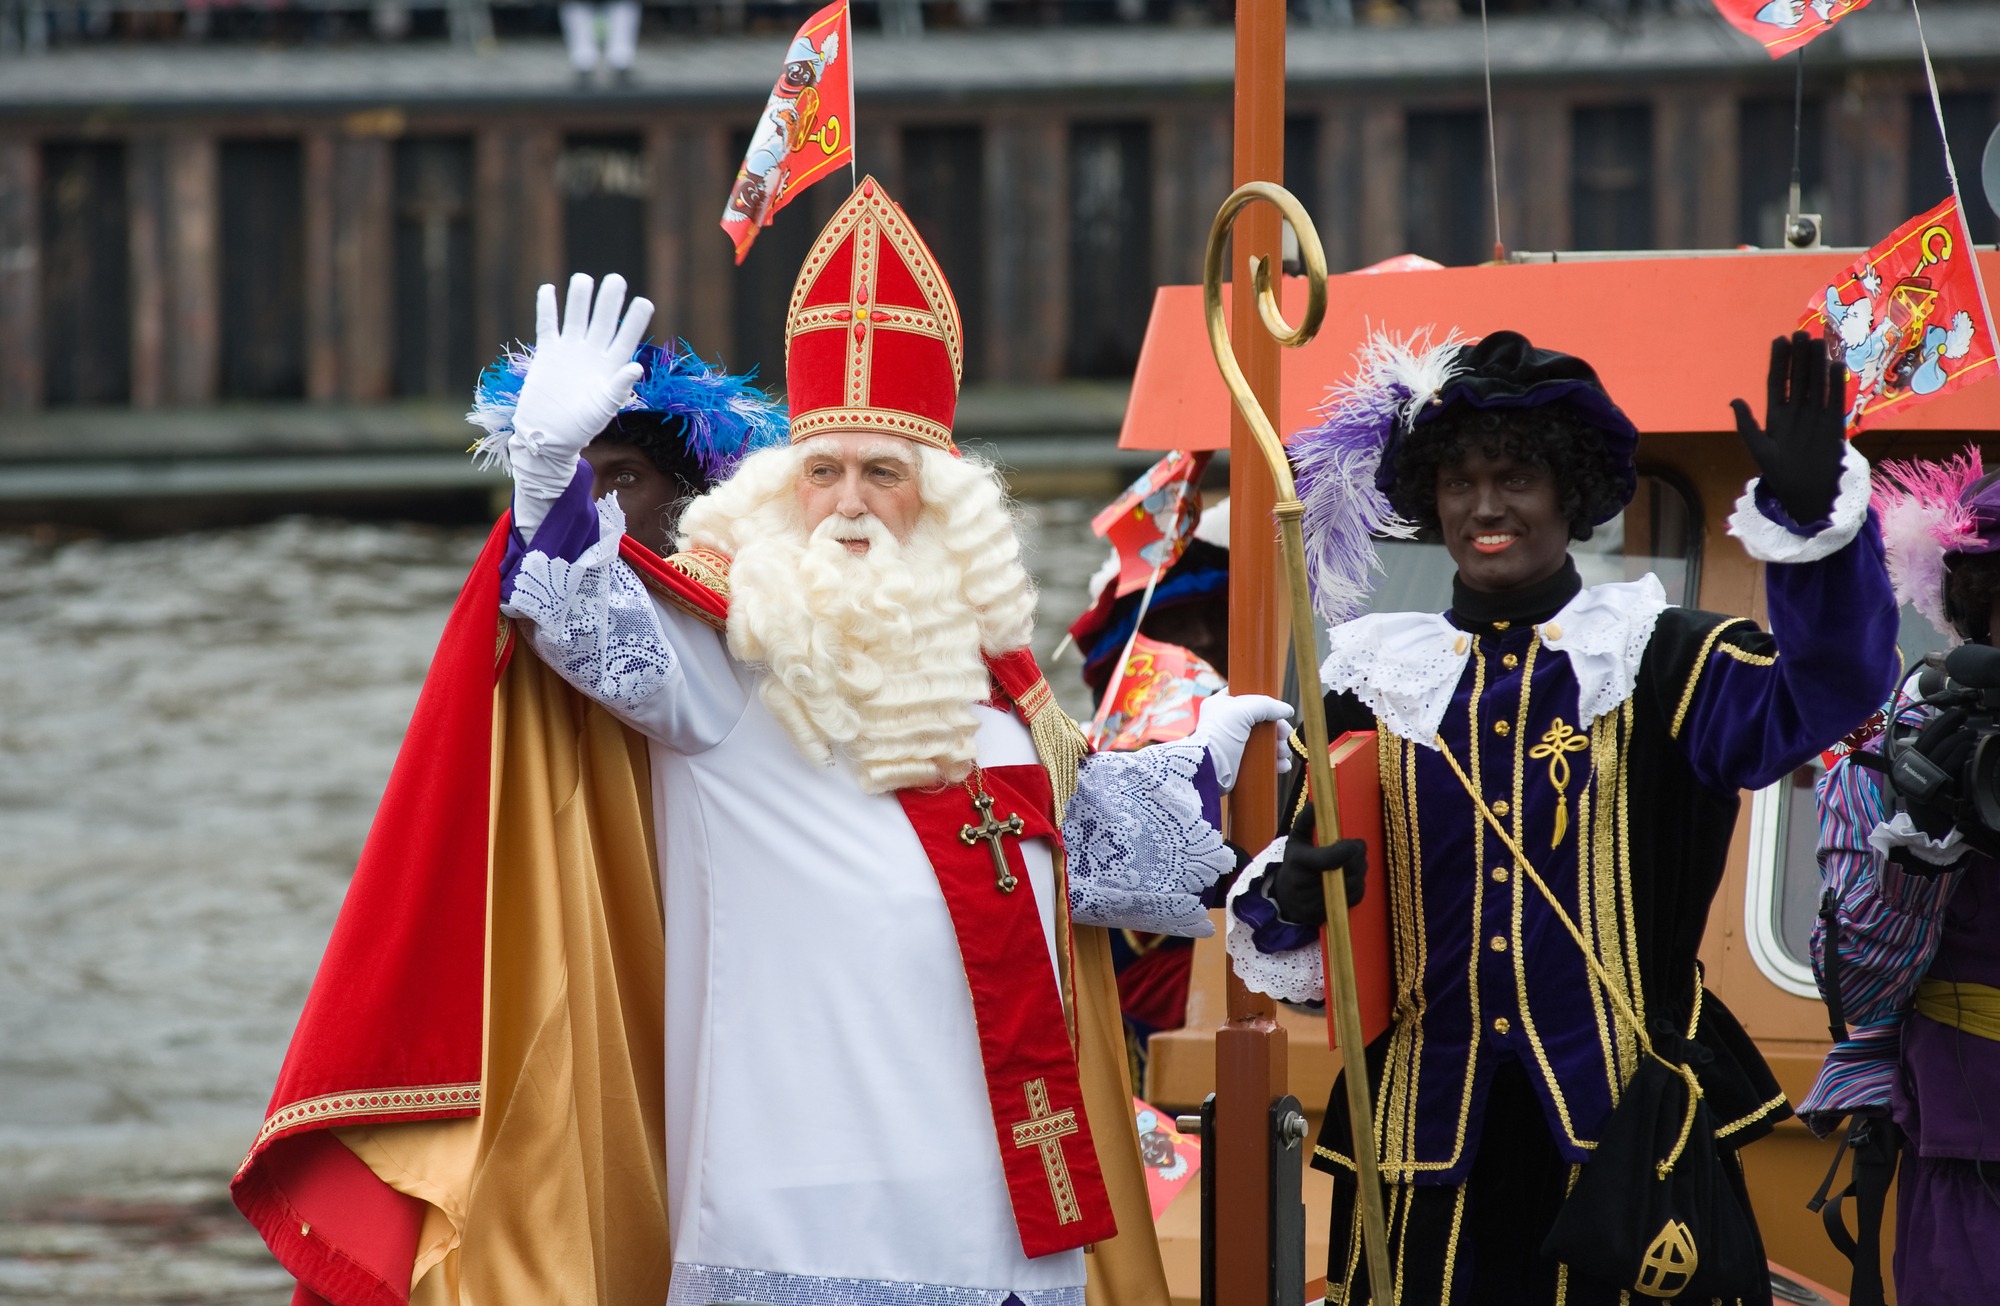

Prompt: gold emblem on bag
xmin=1634 ymin=1218 xmax=1698 ymax=1298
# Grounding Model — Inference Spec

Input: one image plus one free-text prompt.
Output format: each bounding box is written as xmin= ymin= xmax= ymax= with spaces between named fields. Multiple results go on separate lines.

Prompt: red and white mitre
xmin=784 ymin=176 xmax=963 ymax=453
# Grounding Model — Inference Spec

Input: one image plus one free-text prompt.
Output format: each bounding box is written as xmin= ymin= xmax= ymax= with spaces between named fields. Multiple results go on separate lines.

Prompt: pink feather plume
xmin=1872 ymin=449 xmax=1984 ymax=637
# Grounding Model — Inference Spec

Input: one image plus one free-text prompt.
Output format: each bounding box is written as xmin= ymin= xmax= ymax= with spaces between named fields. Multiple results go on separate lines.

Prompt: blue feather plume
xmin=467 ymin=340 xmax=789 ymax=484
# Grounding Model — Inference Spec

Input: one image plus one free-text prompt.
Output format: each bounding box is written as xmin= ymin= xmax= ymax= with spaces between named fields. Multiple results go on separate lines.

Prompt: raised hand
xmin=512 ymin=273 xmax=655 ymax=466
xmin=1270 ymin=802 xmax=1368 ymax=925
xmin=1729 ymin=331 xmax=1849 ymax=527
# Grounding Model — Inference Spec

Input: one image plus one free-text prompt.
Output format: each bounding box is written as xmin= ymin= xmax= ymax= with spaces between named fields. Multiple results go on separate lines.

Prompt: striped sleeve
xmin=1797 ymin=740 xmax=1962 ymax=1133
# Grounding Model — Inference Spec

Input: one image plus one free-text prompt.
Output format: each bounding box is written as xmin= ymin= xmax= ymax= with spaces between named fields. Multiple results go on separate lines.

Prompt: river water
xmin=0 ymin=502 xmax=1104 ymax=1302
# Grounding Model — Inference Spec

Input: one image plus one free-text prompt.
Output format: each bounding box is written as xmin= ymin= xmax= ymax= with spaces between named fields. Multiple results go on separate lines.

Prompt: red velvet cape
xmin=231 ymin=520 xmax=1059 ymax=1304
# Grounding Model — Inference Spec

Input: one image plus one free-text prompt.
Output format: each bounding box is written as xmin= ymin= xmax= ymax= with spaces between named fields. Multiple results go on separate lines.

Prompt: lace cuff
xmin=1727 ymin=442 xmax=1871 ymax=564
xmin=1867 ymin=809 xmax=1967 ymax=870
xmin=500 ymin=493 xmax=679 ymax=715
xmin=1224 ymin=838 xmax=1325 ymax=1004
xmin=1062 ymin=742 xmax=1232 ymax=938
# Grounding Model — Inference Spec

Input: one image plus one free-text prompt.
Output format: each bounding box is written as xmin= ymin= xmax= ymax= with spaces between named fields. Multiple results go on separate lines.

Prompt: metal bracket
xmin=1269 ymin=1095 xmax=1307 ymax=1306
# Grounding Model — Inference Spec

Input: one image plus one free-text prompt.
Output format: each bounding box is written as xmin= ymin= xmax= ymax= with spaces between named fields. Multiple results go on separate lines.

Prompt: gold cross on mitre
xmin=1011 ymin=1078 xmax=1083 ymax=1226
xmin=960 ymin=775 xmax=1025 ymax=894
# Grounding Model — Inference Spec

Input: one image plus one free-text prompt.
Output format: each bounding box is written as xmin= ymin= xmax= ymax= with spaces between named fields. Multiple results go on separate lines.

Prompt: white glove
xmin=1187 ymin=692 xmax=1295 ymax=793
xmin=509 ymin=273 xmax=655 ymax=508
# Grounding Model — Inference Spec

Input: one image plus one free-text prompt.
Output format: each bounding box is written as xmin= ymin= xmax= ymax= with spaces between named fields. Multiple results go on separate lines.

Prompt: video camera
xmin=1880 ymin=643 xmax=2000 ymax=856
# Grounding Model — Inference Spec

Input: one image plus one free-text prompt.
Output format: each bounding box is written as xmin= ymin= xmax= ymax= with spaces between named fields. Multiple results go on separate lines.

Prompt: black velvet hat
xmin=1376 ymin=330 xmax=1640 ymax=524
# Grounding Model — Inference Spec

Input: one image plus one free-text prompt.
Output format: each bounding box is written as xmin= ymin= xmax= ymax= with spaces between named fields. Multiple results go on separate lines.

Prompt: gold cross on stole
xmin=960 ymin=783 xmax=1025 ymax=894
xmin=1010 ymin=1078 xmax=1083 ymax=1225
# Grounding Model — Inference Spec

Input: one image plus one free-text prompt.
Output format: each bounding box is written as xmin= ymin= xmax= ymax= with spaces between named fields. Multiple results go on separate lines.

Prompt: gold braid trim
xmin=1670 ymin=618 xmax=1753 ymax=740
xmin=1012 ymin=671 xmax=1090 ymax=1044
xmin=241 ymin=1082 xmax=482 ymax=1169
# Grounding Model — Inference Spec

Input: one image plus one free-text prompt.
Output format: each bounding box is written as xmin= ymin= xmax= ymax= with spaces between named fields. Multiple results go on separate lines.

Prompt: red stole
xmin=898 ymin=766 xmax=1117 ymax=1258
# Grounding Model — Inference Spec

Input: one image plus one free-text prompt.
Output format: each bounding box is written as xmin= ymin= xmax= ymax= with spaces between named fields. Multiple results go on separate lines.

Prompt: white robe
xmin=502 ymin=492 xmax=1230 ymax=1306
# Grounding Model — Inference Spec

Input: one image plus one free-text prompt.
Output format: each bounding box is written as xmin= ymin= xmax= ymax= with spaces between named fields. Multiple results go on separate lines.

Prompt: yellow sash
xmin=1913 ymin=979 xmax=2000 ymax=1042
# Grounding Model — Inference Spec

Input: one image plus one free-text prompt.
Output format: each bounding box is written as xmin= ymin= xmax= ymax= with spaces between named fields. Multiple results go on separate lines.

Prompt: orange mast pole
xmin=1215 ymin=2 xmax=1287 ymax=1304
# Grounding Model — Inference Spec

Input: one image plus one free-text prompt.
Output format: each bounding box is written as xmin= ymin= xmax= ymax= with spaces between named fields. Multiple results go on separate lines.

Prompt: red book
xmin=1321 ymin=730 xmax=1394 ymax=1053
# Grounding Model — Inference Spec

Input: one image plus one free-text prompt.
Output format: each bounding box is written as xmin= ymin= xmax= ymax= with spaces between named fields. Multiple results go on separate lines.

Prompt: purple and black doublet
xmin=1233 ymin=474 xmax=1899 ymax=1305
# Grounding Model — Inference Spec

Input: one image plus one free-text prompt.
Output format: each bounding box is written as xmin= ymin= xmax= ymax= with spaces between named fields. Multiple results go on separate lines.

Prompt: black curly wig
xmin=591 ymin=411 xmax=714 ymax=499
xmin=1384 ymin=400 xmax=1630 ymax=542
xmin=1945 ymin=551 xmax=2000 ymax=645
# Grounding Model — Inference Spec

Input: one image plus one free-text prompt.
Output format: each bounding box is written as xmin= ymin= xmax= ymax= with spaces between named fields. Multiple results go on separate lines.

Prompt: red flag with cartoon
xmin=1093 ymin=636 xmax=1226 ymax=752
xmin=1091 ymin=450 xmax=1211 ymax=598
xmin=1132 ymin=1097 xmax=1201 ymax=1219
xmin=1710 ymin=0 xmax=1871 ymax=59
xmin=720 ymin=0 xmax=854 ymax=265
xmin=1803 ymin=196 xmax=1997 ymax=432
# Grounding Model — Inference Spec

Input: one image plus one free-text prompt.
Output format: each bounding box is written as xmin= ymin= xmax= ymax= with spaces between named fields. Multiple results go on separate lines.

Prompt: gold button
xmin=1492 ymin=799 xmax=1511 ymax=817
xmin=1495 ymin=720 xmax=1511 ymax=736
xmin=1491 ymin=620 xmax=1510 ymax=631
xmin=1502 ymin=653 xmax=1519 ymax=670
xmin=1541 ymin=622 xmax=1563 ymax=640
xmin=1490 ymin=935 xmax=1508 ymax=953
xmin=1492 ymin=1017 xmax=1511 ymax=1035
xmin=1452 ymin=635 xmax=1469 ymax=655
xmin=1492 ymin=866 xmax=1510 ymax=883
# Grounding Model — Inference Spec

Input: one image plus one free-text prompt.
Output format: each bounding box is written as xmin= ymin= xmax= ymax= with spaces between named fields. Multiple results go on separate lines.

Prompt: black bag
xmin=1541 ymin=1035 xmax=1763 ymax=1301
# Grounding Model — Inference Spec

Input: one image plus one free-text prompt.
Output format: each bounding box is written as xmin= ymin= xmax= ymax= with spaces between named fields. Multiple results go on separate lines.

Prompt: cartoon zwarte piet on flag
xmin=1711 ymin=0 xmax=1871 ymax=59
xmin=720 ymin=0 xmax=853 ymax=265
xmin=1091 ymin=450 xmax=1212 ymax=599
xmin=1803 ymin=195 xmax=1997 ymax=432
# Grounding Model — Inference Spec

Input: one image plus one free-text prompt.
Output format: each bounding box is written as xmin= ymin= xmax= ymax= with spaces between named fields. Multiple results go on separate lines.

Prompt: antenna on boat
xmin=1784 ymin=49 xmax=1823 ymax=249
xmin=1480 ymin=0 xmax=1504 ymax=262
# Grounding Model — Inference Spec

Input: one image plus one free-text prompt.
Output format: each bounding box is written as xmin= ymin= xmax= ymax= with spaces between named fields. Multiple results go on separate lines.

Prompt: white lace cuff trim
xmin=1062 ymin=742 xmax=1232 ymax=938
xmin=1727 ymin=442 xmax=1872 ymax=565
xmin=1867 ymin=809 xmax=1967 ymax=867
xmin=1224 ymin=837 xmax=1325 ymax=1004
xmin=500 ymin=495 xmax=679 ymax=714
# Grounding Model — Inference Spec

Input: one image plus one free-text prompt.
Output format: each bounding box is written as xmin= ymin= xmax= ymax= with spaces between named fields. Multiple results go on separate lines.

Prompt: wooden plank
xmin=1356 ymin=102 xmax=1402 ymax=265
xmin=474 ymin=127 xmax=562 ymax=357
xmin=0 ymin=137 xmax=39 ymax=410
xmin=337 ymin=135 xmax=394 ymax=402
xmin=127 ymin=137 xmax=166 ymax=409
xmin=1826 ymin=76 xmax=1908 ymax=248
xmin=985 ymin=114 xmax=1066 ymax=382
xmin=166 ymin=133 xmax=218 ymax=403
xmin=645 ymin=122 xmax=687 ymax=339
xmin=1520 ymin=96 xmax=1571 ymax=252
xmin=681 ymin=120 xmax=734 ymax=363
xmin=304 ymin=131 xmax=338 ymax=400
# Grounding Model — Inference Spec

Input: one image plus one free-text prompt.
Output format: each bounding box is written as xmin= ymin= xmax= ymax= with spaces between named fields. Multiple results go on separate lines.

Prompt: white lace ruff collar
xmin=1318 ymin=573 xmax=1670 ymax=747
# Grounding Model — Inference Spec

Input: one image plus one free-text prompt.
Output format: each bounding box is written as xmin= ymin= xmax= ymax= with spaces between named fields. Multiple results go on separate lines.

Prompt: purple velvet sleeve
xmin=1677 ymin=508 xmax=1901 ymax=794
xmin=499 ymin=458 xmax=599 ymax=603
xmin=1234 ymin=856 xmax=1321 ymax=955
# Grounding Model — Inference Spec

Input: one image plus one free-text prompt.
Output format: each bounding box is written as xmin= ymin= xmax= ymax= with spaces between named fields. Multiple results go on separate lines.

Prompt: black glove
xmin=1269 ymin=804 xmax=1367 ymax=927
xmin=1729 ymin=331 xmax=1849 ymax=527
xmin=1902 ymin=706 xmax=1977 ymax=841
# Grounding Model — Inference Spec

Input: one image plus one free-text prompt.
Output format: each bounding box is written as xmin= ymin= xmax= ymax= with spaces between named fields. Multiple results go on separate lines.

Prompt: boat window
xmin=1745 ymin=603 xmax=1945 ymax=999
xmin=1364 ymin=471 xmax=1701 ymax=616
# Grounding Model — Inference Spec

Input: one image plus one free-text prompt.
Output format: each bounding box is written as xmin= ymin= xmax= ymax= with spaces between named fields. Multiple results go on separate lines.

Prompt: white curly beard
xmin=687 ymin=441 xmax=1037 ymax=795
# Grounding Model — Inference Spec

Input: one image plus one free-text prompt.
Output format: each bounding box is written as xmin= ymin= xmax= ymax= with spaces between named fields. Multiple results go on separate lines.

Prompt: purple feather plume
xmin=1292 ymin=327 xmax=1468 ymax=627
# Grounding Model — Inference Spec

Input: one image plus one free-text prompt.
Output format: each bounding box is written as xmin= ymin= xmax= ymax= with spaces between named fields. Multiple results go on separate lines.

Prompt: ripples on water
xmin=0 ymin=503 xmax=1104 ymax=1302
